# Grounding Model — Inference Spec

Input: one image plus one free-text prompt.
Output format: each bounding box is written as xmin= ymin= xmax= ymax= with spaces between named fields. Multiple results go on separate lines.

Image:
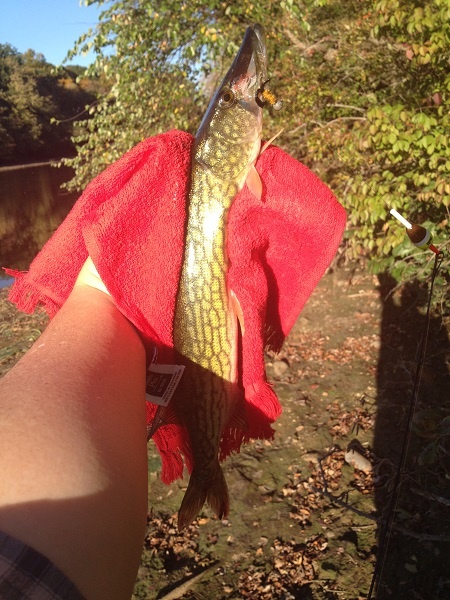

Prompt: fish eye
xmin=219 ymin=88 xmax=235 ymax=108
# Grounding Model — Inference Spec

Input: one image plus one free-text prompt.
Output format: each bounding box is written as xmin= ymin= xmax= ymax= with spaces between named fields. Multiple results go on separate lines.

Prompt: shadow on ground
xmin=374 ymin=273 xmax=450 ymax=600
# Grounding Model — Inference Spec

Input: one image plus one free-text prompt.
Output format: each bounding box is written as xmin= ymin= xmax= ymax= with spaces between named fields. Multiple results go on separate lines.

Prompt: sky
xmin=0 ymin=0 xmax=106 ymax=67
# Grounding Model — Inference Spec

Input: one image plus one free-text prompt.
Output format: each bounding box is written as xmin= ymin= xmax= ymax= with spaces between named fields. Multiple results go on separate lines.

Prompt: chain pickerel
xmin=169 ymin=24 xmax=272 ymax=529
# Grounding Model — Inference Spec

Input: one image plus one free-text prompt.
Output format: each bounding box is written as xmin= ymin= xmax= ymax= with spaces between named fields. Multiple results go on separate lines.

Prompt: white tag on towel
xmin=145 ymin=364 xmax=185 ymax=407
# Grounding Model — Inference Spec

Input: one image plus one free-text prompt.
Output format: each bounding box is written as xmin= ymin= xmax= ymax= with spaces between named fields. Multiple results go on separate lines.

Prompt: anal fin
xmin=147 ymin=403 xmax=179 ymax=440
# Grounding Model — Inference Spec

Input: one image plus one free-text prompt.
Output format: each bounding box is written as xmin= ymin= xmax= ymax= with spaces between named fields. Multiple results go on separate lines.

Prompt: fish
xmin=152 ymin=24 xmax=272 ymax=530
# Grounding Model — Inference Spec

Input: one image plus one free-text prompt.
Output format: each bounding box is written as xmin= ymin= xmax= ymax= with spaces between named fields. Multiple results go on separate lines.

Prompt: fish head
xmin=194 ymin=24 xmax=267 ymax=182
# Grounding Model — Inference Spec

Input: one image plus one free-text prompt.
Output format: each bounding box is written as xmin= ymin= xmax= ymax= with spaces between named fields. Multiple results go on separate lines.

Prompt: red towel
xmin=5 ymin=129 xmax=346 ymax=484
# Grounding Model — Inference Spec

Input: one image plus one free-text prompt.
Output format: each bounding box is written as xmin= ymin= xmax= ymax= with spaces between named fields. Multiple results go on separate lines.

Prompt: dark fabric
xmin=0 ymin=531 xmax=84 ymax=599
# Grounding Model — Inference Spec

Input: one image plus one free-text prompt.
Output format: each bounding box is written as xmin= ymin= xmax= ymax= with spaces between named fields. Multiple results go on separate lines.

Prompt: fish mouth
xmin=226 ymin=24 xmax=267 ymax=93
xmin=197 ymin=24 xmax=267 ymax=132
xmin=194 ymin=24 xmax=267 ymax=156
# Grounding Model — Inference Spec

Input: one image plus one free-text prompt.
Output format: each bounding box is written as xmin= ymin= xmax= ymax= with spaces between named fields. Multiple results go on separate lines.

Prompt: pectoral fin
xmin=245 ymin=165 xmax=263 ymax=200
xmin=230 ymin=289 xmax=245 ymax=336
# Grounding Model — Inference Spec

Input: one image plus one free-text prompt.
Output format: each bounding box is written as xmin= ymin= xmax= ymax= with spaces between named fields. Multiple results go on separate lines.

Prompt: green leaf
xmin=437 ymin=416 xmax=450 ymax=436
xmin=388 ymin=132 xmax=397 ymax=144
xmin=418 ymin=442 xmax=439 ymax=466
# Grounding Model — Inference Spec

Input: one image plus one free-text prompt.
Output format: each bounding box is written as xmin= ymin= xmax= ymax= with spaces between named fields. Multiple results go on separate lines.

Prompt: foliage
xmin=412 ymin=410 xmax=450 ymax=471
xmin=0 ymin=43 xmax=98 ymax=164
xmin=65 ymin=0 xmax=449 ymax=308
xmin=277 ymin=0 xmax=450 ymax=304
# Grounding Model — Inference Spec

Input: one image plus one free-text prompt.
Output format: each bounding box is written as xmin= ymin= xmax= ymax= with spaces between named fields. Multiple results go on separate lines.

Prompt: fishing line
xmin=367 ymin=249 xmax=444 ymax=599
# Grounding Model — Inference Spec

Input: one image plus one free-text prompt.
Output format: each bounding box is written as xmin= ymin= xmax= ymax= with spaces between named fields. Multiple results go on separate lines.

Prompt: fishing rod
xmin=367 ymin=209 xmax=444 ymax=599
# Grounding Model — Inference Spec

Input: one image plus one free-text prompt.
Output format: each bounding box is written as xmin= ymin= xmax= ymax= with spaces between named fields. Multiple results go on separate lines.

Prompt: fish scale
xmin=174 ymin=170 xmax=238 ymax=373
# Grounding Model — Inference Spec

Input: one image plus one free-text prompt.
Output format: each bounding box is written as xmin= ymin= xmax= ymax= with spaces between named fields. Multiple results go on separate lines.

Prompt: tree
xmin=0 ymin=46 xmax=98 ymax=164
xmin=355 ymin=0 xmax=450 ymax=294
xmin=65 ymin=0 xmax=449 ymax=306
xmin=0 ymin=43 xmax=19 ymax=92
xmin=270 ymin=0 xmax=449 ymax=301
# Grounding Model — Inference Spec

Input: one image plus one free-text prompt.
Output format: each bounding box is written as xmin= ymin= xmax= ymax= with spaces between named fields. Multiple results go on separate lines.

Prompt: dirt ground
xmin=1 ymin=265 xmax=449 ymax=599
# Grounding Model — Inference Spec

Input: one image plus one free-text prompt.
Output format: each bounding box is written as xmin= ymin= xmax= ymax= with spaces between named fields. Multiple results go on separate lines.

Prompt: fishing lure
xmin=256 ymin=79 xmax=283 ymax=111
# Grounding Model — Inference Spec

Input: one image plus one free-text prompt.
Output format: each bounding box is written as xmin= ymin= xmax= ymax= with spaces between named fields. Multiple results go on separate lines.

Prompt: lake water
xmin=0 ymin=163 xmax=79 ymax=279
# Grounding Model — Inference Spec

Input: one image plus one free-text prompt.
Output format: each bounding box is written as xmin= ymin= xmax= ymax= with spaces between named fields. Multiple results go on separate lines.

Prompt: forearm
xmin=0 ymin=284 xmax=148 ymax=599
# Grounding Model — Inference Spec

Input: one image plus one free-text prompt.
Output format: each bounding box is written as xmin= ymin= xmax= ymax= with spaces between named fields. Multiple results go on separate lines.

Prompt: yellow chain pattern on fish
xmin=174 ymin=101 xmax=260 ymax=379
xmin=173 ymin=172 xmax=237 ymax=377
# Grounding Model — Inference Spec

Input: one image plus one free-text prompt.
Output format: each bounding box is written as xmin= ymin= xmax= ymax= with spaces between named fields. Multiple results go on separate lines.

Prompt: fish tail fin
xmin=178 ymin=464 xmax=229 ymax=530
xmin=206 ymin=464 xmax=230 ymax=521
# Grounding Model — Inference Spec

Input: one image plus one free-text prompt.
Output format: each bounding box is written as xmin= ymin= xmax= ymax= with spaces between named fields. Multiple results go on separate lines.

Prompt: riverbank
xmin=0 ymin=160 xmax=57 ymax=173
xmin=1 ymin=266 xmax=449 ymax=599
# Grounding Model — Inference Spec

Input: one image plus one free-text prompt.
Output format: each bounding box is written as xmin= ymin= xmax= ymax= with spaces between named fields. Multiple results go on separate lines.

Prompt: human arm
xmin=0 ymin=259 xmax=148 ymax=599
